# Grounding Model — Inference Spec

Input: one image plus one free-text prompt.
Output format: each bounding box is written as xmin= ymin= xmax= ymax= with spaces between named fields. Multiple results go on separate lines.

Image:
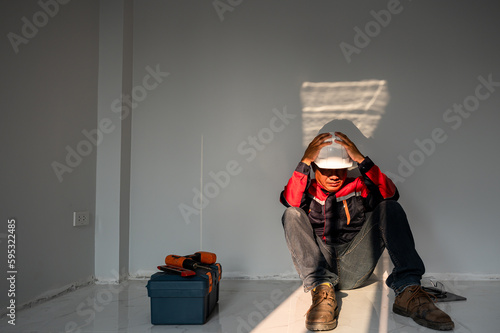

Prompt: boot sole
xmin=305 ymin=307 xmax=339 ymax=331
xmin=306 ymin=318 xmax=338 ymax=331
xmin=393 ymin=304 xmax=454 ymax=331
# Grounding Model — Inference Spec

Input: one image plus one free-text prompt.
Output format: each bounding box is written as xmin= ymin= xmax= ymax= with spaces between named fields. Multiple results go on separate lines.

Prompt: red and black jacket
xmin=280 ymin=156 xmax=399 ymax=244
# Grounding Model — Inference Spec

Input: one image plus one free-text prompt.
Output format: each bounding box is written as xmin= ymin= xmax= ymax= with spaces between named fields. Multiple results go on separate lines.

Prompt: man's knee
xmin=376 ymin=200 xmax=406 ymax=217
xmin=282 ymin=206 xmax=307 ymax=227
xmin=378 ymin=199 xmax=402 ymax=211
xmin=373 ymin=200 xmax=408 ymax=228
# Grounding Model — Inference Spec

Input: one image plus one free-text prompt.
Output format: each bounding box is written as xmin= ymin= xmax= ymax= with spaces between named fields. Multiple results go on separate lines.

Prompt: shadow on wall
xmin=300 ymin=79 xmax=391 ymax=177
xmin=300 ymin=80 xmax=390 ymax=146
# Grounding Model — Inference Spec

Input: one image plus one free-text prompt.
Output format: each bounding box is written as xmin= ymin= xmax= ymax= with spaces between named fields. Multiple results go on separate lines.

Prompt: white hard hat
xmin=314 ymin=133 xmax=354 ymax=169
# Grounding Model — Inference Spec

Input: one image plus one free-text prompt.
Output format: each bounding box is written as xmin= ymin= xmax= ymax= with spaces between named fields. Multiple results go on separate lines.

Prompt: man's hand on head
xmin=301 ymin=133 xmax=333 ymax=166
xmin=334 ymin=132 xmax=365 ymax=164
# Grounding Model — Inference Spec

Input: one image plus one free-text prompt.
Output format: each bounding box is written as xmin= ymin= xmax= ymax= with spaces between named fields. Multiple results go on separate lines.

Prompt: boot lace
xmin=305 ymin=288 xmax=333 ymax=316
xmin=407 ymin=286 xmax=436 ymax=307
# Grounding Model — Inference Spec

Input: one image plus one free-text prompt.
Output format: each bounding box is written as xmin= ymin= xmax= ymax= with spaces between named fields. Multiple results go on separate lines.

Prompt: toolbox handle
xmin=215 ymin=263 xmax=222 ymax=281
xmin=201 ymin=271 xmax=213 ymax=293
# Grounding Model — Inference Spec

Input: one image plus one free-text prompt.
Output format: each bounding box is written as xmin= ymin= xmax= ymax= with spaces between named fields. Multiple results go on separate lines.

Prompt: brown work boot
xmin=305 ymin=283 xmax=339 ymax=331
xmin=393 ymin=285 xmax=454 ymax=331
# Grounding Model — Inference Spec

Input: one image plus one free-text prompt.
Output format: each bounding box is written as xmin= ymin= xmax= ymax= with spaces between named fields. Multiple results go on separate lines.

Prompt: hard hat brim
xmin=313 ymin=160 xmax=355 ymax=170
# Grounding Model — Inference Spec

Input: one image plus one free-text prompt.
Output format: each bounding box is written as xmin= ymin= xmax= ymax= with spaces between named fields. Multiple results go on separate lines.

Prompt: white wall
xmin=0 ymin=0 xmax=99 ymax=309
xmin=94 ymin=0 xmax=133 ymax=283
xmin=129 ymin=0 xmax=500 ymax=278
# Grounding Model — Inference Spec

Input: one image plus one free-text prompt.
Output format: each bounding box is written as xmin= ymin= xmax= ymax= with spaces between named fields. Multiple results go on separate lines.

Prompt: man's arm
xmin=280 ymin=133 xmax=332 ymax=207
xmin=358 ymin=157 xmax=399 ymax=202
xmin=280 ymin=162 xmax=311 ymax=208
xmin=301 ymin=132 xmax=334 ymax=166
xmin=335 ymin=131 xmax=398 ymax=206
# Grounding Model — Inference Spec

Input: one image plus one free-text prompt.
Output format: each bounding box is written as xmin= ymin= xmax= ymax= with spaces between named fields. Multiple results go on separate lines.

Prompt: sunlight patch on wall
xmin=300 ymin=80 xmax=389 ymax=147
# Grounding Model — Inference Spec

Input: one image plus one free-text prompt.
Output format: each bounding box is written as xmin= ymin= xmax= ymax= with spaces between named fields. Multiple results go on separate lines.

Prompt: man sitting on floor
xmin=279 ymin=130 xmax=454 ymax=331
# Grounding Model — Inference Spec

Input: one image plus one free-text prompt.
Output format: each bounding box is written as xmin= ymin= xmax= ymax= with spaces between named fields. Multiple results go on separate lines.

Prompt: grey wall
xmin=129 ymin=0 xmax=500 ymax=278
xmin=0 ymin=0 xmax=99 ymax=309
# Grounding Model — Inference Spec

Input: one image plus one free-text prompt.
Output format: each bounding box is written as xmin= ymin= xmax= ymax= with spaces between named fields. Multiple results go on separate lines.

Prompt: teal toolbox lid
xmin=146 ymin=272 xmax=210 ymax=298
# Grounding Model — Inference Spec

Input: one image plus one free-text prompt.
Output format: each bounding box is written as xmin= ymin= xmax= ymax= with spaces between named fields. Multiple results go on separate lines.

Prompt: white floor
xmin=0 ymin=277 xmax=499 ymax=333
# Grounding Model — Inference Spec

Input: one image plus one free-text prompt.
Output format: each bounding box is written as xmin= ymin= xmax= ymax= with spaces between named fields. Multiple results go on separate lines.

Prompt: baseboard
xmin=0 ymin=275 xmax=96 ymax=316
xmin=222 ymin=271 xmax=301 ymax=280
xmin=129 ymin=270 xmax=301 ymax=280
xmin=129 ymin=270 xmax=500 ymax=281
xmin=129 ymin=269 xmax=157 ymax=280
xmin=423 ymin=273 xmax=500 ymax=281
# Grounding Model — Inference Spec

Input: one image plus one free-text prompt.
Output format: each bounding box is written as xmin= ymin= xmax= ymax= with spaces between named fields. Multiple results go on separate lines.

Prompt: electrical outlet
xmin=73 ymin=211 xmax=90 ymax=227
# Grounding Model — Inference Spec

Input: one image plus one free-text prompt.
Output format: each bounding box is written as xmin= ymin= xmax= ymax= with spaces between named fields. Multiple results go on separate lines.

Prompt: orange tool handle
xmin=185 ymin=251 xmax=217 ymax=265
xmin=165 ymin=255 xmax=198 ymax=270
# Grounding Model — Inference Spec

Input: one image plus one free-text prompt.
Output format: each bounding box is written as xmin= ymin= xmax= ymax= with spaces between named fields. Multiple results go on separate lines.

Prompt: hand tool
xmin=184 ymin=251 xmax=217 ymax=265
xmin=157 ymin=264 xmax=196 ymax=277
xmin=165 ymin=255 xmax=213 ymax=271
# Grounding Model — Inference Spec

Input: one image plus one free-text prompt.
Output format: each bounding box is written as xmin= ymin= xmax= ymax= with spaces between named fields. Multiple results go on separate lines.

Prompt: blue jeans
xmin=282 ymin=200 xmax=425 ymax=293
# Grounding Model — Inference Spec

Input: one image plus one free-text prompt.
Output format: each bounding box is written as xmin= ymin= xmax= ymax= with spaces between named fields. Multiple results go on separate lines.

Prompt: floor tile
xmin=0 ymin=278 xmax=499 ymax=332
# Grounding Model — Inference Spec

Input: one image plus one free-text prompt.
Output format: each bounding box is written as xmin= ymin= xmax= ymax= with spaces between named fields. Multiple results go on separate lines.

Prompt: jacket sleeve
xmin=358 ymin=156 xmax=399 ymax=211
xmin=280 ymin=162 xmax=311 ymax=209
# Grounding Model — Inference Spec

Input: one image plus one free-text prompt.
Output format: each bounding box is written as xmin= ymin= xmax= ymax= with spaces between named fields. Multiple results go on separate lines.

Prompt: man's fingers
xmin=333 ymin=131 xmax=365 ymax=163
xmin=311 ymin=133 xmax=332 ymax=147
xmin=334 ymin=132 xmax=352 ymax=144
xmin=302 ymin=133 xmax=334 ymax=165
xmin=315 ymin=132 xmax=332 ymax=142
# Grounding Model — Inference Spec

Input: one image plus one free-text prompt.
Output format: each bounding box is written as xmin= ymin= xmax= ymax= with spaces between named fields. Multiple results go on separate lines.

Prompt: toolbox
xmin=146 ymin=263 xmax=221 ymax=325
